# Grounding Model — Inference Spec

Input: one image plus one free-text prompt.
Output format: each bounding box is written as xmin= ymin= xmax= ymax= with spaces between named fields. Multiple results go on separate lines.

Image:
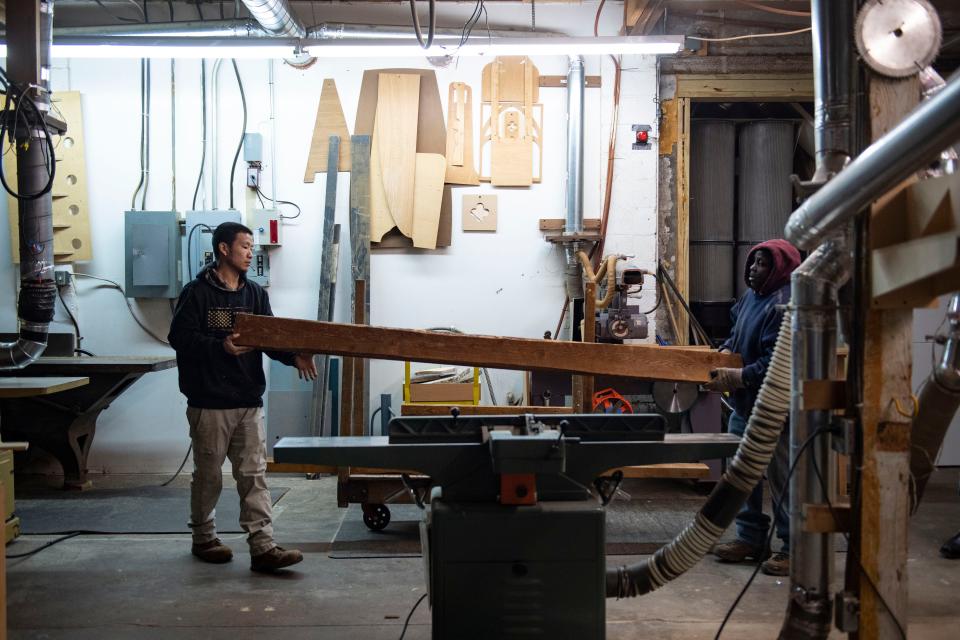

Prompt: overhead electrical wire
xmin=228 ymin=59 xmax=247 ymax=211
xmin=687 ymin=27 xmax=812 ymax=42
xmin=409 ymin=0 xmax=437 ymax=49
xmin=735 ymin=0 xmax=811 ymax=17
xmin=71 ymin=272 xmax=170 ymax=345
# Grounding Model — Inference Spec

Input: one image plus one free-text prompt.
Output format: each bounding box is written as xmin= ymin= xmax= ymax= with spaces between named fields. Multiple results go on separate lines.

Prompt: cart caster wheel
xmin=362 ymin=503 xmax=391 ymax=531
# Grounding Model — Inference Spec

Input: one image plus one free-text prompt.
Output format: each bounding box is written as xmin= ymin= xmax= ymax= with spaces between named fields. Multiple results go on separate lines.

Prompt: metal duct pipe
xmin=240 ymin=0 xmax=306 ymax=39
xmin=562 ymin=57 xmax=586 ymax=303
xmin=786 ymin=73 xmax=960 ymax=251
xmin=779 ymin=2 xmax=856 ymax=634
xmin=1 ymin=1 xmax=57 ymax=370
xmin=778 ymin=237 xmax=850 ymax=640
xmin=565 ymin=56 xmax=585 ymax=236
xmin=910 ymin=293 xmax=960 ymax=510
xmin=809 ymin=0 xmax=855 ymax=181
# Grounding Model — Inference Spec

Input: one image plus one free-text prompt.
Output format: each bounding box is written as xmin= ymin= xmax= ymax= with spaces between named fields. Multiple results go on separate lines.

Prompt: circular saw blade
xmin=855 ymin=0 xmax=942 ymax=78
xmin=652 ymin=381 xmax=699 ymax=414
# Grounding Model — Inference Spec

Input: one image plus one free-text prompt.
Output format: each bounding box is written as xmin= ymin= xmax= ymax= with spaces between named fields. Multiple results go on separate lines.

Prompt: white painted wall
xmin=0 ymin=7 xmax=666 ymax=473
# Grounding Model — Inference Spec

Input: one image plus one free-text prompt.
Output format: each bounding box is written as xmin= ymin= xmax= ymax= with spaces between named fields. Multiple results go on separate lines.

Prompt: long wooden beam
xmin=234 ymin=315 xmax=742 ymax=383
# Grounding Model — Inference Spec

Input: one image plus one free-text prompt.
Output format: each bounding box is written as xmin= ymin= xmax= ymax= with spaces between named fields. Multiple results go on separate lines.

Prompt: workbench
xmin=0 ymin=357 xmax=176 ymax=489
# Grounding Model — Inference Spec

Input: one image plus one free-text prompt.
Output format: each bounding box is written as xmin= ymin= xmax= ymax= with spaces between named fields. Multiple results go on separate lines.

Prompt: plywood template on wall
xmin=7 ymin=90 xmax=92 ymax=262
xmin=354 ymin=67 xmax=452 ymax=250
xmin=374 ymin=73 xmax=421 ymax=239
xmin=479 ymin=56 xmax=543 ymax=186
xmin=303 ymin=79 xmax=351 ymax=180
xmin=462 ymin=194 xmax=497 ymax=232
xmin=444 ymin=82 xmax=480 ymax=186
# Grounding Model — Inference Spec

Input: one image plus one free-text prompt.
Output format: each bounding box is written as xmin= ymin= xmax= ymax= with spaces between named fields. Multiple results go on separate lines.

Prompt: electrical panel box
xmin=243 ymin=133 xmax=263 ymax=163
xmin=183 ymin=210 xmax=241 ymax=284
xmin=247 ymin=246 xmax=270 ymax=287
xmin=124 ymin=210 xmax=181 ymax=298
xmin=250 ymin=209 xmax=282 ymax=246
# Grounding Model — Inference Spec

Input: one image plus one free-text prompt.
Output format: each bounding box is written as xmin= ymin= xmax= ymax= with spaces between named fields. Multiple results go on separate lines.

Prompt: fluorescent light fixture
xmin=305 ymin=36 xmax=685 ymax=58
xmin=0 ymin=35 xmax=683 ymax=60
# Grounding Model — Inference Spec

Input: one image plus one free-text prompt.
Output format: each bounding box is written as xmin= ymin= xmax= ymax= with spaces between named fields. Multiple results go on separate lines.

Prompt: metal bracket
xmin=831 ymin=415 xmax=856 ymax=456
xmin=834 ymin=591 xmax=860 ymax=632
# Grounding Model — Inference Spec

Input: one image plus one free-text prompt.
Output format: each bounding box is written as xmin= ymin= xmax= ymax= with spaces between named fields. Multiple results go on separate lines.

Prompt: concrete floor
xmin=6 ymin=470 xmax=959 ymax=639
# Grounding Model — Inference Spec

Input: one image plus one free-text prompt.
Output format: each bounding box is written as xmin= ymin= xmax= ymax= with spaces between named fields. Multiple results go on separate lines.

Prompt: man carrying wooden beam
xmin=168 ymin=222 xmax=317 ymax=574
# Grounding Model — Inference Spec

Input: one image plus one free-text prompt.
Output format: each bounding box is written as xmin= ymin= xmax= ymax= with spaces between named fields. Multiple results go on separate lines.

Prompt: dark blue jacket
xmin=719 ymin=283 xmax=790 ymax=417
xmin=168 ymin=264 xmax=295 ymax=409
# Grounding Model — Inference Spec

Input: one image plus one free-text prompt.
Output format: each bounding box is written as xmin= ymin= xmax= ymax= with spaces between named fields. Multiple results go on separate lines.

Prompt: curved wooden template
xmin=374 ymin=73 xmax=420 ymax=237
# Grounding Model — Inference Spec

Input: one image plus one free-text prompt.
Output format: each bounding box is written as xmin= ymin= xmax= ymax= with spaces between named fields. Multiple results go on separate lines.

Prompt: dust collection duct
xmin=0 ymin=0 xmax=58 ymax=370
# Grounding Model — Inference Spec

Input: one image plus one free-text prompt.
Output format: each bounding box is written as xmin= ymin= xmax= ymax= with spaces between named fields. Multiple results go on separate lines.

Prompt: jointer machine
xmin=275 ymin=411 xmax=739 ymax=639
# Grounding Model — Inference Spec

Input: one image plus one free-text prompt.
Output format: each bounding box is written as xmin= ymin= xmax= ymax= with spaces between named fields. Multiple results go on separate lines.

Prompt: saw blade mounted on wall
xmin=854 ymin=0 xmax=942 ymax=78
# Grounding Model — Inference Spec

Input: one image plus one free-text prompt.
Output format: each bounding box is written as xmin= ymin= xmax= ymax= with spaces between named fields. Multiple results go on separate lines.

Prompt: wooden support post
xmin=352 ymin=279 xmax=367 ymax=437
xmin=580 ymin=282 xmax=597 ymax=412
xmin=857 ymin=74 xmax=917 ymax=640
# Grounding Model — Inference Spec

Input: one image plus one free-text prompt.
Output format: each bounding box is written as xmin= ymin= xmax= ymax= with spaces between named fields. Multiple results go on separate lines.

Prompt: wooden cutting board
xmin=374 ymin=73 xmax=420 ymax=238
xmin=445 ymin=82 xmax=479 ymax=186
xmin=303 ymin=79 xmax=351 ymax=180
xmin=412 ymin=153 xmax=447 ymax=249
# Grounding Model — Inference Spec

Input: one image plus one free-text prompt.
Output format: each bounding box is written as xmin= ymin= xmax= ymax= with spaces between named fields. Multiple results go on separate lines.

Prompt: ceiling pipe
xmin=239 ymin=0 xmax=306 ymax=39
xmin=46 ymin=20 xmax=556 ymax=40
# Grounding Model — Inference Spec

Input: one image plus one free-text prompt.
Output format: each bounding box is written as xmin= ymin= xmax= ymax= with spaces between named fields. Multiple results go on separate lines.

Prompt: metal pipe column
xmin=779 ymin=239 xmax=850 ymax=639
xmin=0 ymin=0 xmax=57 ymax=370
xmin=563 ymin=56 xmax=586 ymax=305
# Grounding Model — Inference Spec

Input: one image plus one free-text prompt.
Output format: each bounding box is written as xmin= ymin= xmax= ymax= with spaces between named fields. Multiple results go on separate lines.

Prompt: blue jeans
xmin=728 ymin=411 xmax=790 ymax=553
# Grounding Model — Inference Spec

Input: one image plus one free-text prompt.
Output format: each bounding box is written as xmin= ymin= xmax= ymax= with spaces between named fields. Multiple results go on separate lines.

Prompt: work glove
xmin=704 ymin=367 xmax=744 ymax=393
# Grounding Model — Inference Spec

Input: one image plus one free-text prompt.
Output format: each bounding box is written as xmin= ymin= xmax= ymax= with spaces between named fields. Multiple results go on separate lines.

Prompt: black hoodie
xmin=168 ymin=263 xmax=295 ymax=409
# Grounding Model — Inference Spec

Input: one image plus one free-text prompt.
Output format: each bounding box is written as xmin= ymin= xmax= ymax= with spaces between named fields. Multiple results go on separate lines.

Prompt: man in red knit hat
xmin=705 ymin=239 xmax=802 ymax=576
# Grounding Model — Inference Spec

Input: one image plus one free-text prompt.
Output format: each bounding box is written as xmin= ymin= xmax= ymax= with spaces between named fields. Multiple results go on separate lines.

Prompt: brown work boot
xmin=191 ymin=538 xmax=233 ymax=564
xmin=761 ymin=551 xmax=790 ymax=576
xmin=250 ymin=546 xmax=304 ymax=573
xmin=712 ymin=540 xmax=770 ymax=563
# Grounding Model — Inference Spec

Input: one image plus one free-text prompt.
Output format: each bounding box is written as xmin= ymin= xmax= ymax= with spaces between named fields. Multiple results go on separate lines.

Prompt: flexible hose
xmin=608 ymin=309 xmax=793 ymax=597
xmin=577 ymin=251 xmax=619 ymax=310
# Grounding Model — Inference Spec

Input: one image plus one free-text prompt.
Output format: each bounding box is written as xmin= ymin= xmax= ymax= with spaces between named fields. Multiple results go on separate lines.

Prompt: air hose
xmin=607 ymin=309 xmax=793 ymax=597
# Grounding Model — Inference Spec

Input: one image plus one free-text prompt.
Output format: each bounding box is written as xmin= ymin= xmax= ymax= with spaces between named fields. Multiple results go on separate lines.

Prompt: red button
xmin=636 ymin=130 xmax=649 ymax=144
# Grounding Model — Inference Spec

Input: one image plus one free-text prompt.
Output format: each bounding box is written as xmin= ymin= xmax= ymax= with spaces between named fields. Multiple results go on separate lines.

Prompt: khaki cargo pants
xmin=186 ymin=407 xmax=275 ymax=555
